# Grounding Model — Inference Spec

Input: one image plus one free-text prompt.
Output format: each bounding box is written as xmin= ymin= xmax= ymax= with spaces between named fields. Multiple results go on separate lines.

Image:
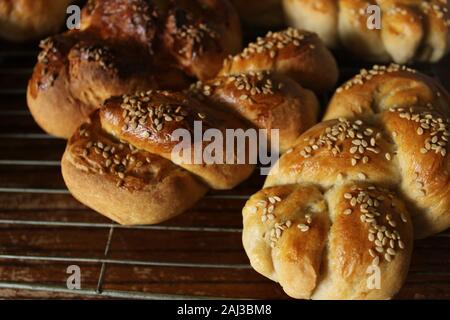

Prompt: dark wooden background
xmin=0 ymin=32 xmax=450 ymax=299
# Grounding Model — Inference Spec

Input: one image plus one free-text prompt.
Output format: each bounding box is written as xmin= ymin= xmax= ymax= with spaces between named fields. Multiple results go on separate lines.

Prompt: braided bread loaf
xmin=62 ymin=90 xmax=254 ymax=225
xmin=28 ymin=0 xmax=242 ymax=138
xmin=283 ymin=0 xmax=450 ymax=63
xmin=0 ymin=0 xmax=72 ymax=42
xmin=242 ymin=64 xmax=450 ymax=299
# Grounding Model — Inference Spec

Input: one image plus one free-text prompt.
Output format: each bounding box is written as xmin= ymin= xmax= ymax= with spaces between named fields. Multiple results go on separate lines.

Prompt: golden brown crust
xmin=244 ymin=64 xmax=450 ymax=298
xmin=242 ymin=182 xmax=413 ymax=299
xmin=188 ymin=71 xmax=320 ymax=153
xmin=0 ymin=0 xmax=71 ymax=42
xmin=265 ymin=118 xmax=400 ymax=189
xmin=161 ymin=0 xmax=242 ymax=80
xmin=283 ymin=0 xmax=339 ymax=47
xmin=267 ymin=66 xmax=450 ymax=240
xmin=27 ymin=0 xmax=242 ymax=138
xmin=99 ymin=90 xmax=255 ymax=190
xmin=219 ymin=28 xmax=339 ymax=93
xmin=61 ymin=111 xmax=208 ymax=225
xmin=80 ymin=0 xmax=158 ymax=49
xmin=283 ymin=0 xmax=450 ymax=63
xmin=243 ymin=184 xmax=330 ymax=299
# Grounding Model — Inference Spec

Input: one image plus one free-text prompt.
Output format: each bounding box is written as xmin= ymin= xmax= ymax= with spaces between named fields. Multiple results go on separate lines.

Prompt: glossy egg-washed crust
xmin=243 ymin=183 xmax=412 ymax=299
xmin=0 ymin=0 xmax=72 ymax=42
xmin=99 ymin=90 xmax=255 ymax=190
xmin=27 ymin=0 xmax=242 ymax=138
xmin=243 ymin=64 xmax=450 ymax=299
xmin=188 ymin=71 xmax=320 ymax=153
xmin=62 ymin=111 xmax=208 ymax=225
xmin=283 ymin=0 xmax=450 ymax=63
xmin=62 ymin=89 xmax=260 ymax=224
xmin=219 ymin=28 xmax=339 ymax=93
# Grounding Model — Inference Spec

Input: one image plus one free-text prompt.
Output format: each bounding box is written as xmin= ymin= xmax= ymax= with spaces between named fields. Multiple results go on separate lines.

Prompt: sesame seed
xmin=417 ymin=127 xmax=424 ymax=135
xmin=297 ymin=224 xmax=310 ymax=232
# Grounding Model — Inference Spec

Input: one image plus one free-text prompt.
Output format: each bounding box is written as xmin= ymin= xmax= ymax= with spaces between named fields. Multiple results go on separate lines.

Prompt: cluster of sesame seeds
xmin=297 ymin=212 xmax=313 ymax=232
xmin=130 ymin=1 xmax=157 ymax=22
xmin=348 ymin=2 xmax=449 ymax=26
xmin=38 ymin=38 xmax=56 ymax=65
xmin=79 ymin=45 xmax=115 ymax=71
xmin=37 ymin=38 xmax=59 ymax=87
xmin=120 ymin=91 xmax=205 ymax=134
xmin=336 ymin=64 xmax=416 ymax=93
xmin=249 ymin=195 xmax=282 ymax=223
xmin=227 ymin=28 xmax=312 ymax=62
xmin=188 ymin=71 xmax=283 ymax=102
xmin=229 ymin=72 xmax=280 ymax=101
xmin=300 ymin=118 xmax=387 ymax=170
xmin=343 ymin=186 xmax=407 ymax=264
xmin=268 ymin=220 xmax=293 ymax=248
xmin=79 ymin=128 xmax=151 ymax=187
xmin=386 ymin=7 xmax=410 ymax=16
xmin=412 ymin=171 xmax=427 ymax=197
xmin=389 ymin=106 xmax=449 ymax=157
xmin=176 ymin=23 xmax=217 ymax=55
xmin=422 ymin=1 xmax=450 ymax=26
xmin=348 ymin=6 xmax=371 ymax=17
xmin=188 ymin=80 xmax=220 ymax=98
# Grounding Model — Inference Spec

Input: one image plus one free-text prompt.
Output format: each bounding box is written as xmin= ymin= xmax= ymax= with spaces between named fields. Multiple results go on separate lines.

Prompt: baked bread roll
xmin=220 ymin=28 xmax=339 ymax=93
xmin=282 ymin=0 xmax=450 ymax=63
xmin=243 ymin=182 xmax=413 ymax=299
xmin=230 ymin=0 xmax=285 ymax=28
xmin=28 ymin=34 xmax=188 ymax=139
xmin=321 ymin=63 xmax=450 ymax=239
xmin=27 ymin=0 xmax=242 ymax=139
xmin=188 ymin=71 xmax=320 ymax=153
xmin=62 ymin=90 xmax=255 ymax=224
xmin=62 ymin=110 xmax=208 ymax=225
xmin=242 ymin=63 xmax=450 ymax=299
xmin=264 ymin=64 xmax=450 ymax=239
xmin=0 ymin=0 xmax=72 ymax=42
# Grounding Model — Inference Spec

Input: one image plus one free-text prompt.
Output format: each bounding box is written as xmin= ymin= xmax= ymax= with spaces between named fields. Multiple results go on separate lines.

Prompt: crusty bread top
xmin=283 ymin=0 xmax=450 ymax=63
xmin=242 ymin=182 xmax=413 ymax=299
xmin=99 ymin=90 xmax=255 ymax=189
xmin=161 ymin=0 xmax=242 ymax=80
xmin=219 ymin=28 xmax=339 ymax=93
xmin=100 ymin=90 xmax=251 ymax=153
xmin=66 ymin=110 xmax=190 ymax=191
xmin=265 ymin=64 xmax=450 ymax=239
xmin=188 ymin=71 xmax=320 ymax=152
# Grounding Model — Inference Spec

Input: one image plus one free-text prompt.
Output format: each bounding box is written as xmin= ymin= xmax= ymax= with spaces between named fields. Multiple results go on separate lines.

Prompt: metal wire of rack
xmin=0 ymin=41 xmax=450 ymax=300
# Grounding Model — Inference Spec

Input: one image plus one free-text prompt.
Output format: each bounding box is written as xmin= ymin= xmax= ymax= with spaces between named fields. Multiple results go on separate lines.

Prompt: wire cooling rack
xmin=0 ymin=38 xmax=450 ymax=299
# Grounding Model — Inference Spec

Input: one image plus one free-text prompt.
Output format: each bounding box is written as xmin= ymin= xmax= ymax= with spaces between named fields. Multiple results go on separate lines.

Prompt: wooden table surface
xmin=0 ymin=38 xmax=449 ymax=300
